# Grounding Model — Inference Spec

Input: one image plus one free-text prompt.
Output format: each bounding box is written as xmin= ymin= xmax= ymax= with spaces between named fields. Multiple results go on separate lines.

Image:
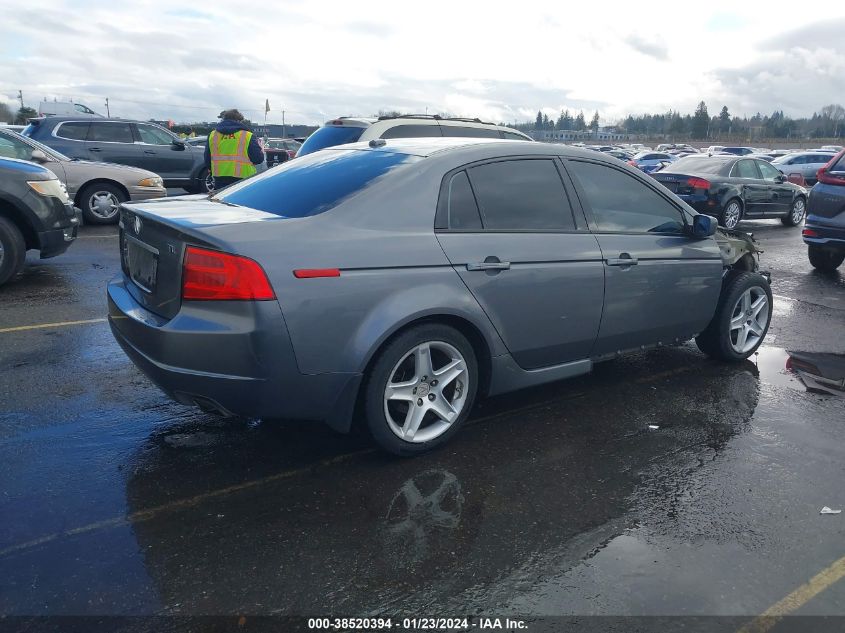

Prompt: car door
xmin=133 ymin=123 xmax=193 ymax=181
xmin=435 ymin=157 xmax=605 ymax=369
xmin=729 ymin=159 xmax=768 ymax=215
xmin=86 ymin=121 xmax=142 ymax=166
xmin=563 ymin=159 xmax=723 ymax=356
xmin=757 ymin=159 xmax=793 ymax=215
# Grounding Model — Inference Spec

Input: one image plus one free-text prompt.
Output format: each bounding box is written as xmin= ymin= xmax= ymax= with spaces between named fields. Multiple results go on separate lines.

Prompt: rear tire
xmin=363 ymin=324 xmax=478 ymax=456
xmin=719 ymin=198 xmax=743 ymax=230
xmin=696 ymin=272 xmax=772 ymax=362
xmin=781 ymin=197 xmax=806 ymax=226
xmin=0 ymin=216 xmax=26 ymax=286
xmin=79 ymin=183 xmax=125 ymax=225
xmin=808 ymin=245 xmax=845 ymax=272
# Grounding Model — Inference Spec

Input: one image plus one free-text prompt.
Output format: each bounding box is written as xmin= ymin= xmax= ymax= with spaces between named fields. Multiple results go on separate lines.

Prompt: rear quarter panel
xmin=203 ymin=157 xmax=508 ymax=375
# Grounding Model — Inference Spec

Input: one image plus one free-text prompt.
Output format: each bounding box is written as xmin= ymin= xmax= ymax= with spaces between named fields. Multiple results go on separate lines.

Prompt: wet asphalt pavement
xmin=1 ymin=216 xmax=844 ymax=632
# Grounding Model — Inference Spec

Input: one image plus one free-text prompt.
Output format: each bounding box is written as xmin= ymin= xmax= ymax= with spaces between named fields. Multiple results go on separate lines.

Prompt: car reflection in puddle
xmin=755 ymin=346 xmax=845 ymax=397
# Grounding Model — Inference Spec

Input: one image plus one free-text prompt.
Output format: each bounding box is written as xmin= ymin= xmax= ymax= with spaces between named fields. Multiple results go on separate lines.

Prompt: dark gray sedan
xmin=108 ymin=139 xmax=772 ymax=455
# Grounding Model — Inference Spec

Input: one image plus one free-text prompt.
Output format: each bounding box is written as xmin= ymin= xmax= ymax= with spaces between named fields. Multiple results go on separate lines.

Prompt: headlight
xmin=27 ymin=179 xmax=69 ymax=204
xmin=138 ymin=176 xmax=164 ymax=188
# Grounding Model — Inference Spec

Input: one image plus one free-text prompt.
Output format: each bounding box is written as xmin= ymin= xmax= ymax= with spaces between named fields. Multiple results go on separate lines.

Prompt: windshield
xmin=298 ymin=125 xmax=366 ymax=156
xmin=213 ymin=148 xmax=421 ymax=217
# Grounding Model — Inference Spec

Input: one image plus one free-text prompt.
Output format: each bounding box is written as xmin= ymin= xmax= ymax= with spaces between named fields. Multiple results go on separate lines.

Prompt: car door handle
xmin=88 ymin=147 xmax=102 ymax=152
xmin=466 ymin=261 xmax=511 ymax=271
xmin=144 ymin=149 xmax=156 ymax=154
xmin=606 ymin=254 xmax=639 ymax=267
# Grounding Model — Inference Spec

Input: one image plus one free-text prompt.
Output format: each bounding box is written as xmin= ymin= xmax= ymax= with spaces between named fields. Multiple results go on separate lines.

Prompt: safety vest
xmin=209 ymin=129 xmax=257 ymax=179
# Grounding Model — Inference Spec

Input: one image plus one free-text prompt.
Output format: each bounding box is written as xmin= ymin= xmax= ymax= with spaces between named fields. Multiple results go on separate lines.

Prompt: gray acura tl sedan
xmin=108 ymin=138 xmax=772 ymax=455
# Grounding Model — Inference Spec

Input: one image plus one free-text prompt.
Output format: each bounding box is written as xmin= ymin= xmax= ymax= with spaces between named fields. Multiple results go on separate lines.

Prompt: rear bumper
xmin=676 ymin=193 xmax=717 ymax=215
xmin=804 ymin=216 xmax=845 ymax=252
xmin=107 ymin=276 xmax=361 ymax=431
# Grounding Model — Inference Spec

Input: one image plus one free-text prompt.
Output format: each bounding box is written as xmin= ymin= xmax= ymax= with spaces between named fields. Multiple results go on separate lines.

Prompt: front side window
xmin=732 ymin=160 xmax=761 ymax=179
xmin=467 ymin=159 xmax=576 ymax=231
xmin=758 ymin=161 xmax=782 ymax=181
xmin=74 ymin=104 xmax=95 ymax=114
xmin=88 ymin=122 xmax=133 ymax=143
xmin=136 ymin=124 xmax=175 ymax=145
xmin=55 ymin=121 xmax=90 ymax=141
xmin=380 ymin=124 xmax=443 ymax=139
xmin=566 ymin=160 xmax=685 ymax=233
xmin=0 ymin=132 xmax=35 ymax=160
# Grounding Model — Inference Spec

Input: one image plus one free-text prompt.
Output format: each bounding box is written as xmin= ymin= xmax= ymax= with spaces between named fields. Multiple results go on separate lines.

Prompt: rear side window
xmin=215 ymin=149 xmax=420 ymax=217
xmin=88 ymin=122 xmax=133 ymax=143
xmin=440 ymin=126 xmax=501 ymax=139
xmin=831 ymin=153 xmax=845 ymax=172
xmin=446 ymin=171 xmax=482 ymax=230
xmin=467 ymin=159 xmax=576 ymax=231
xmin=54 ymin=121 xmax=90 ymax=141
xmin=566 ymin=160 xmax=685 ymax=234
xmin=380 ymin=124 xmax=442 ymax=139
xmin=732 ymin=160 xmax=761 ymax=179
xmin=502 ymin=131 xmax=527 ymax=140
xmin=298 ymin=125 xmax=366 ymax=156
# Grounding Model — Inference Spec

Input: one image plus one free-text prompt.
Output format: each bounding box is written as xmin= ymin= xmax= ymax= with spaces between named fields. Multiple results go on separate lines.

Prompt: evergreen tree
xmin=574 ymin=111 xmax=586 ymax=131
xmin=691 ymin=101 xmax=709 ymax=139
xmin=718 ymin=106 xmax=731 ymax=133
xmin=589 ymin=111 xmax=600 ymax=132
xmin=535 ymin=110 xmax=543 ymax=130
xmin=14 ymin=107 xmax=37 ymax=125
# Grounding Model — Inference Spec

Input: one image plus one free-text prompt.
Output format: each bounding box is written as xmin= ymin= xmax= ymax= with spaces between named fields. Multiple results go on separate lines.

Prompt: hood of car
xmin=62 ymin=159 xmax=160 ymax=180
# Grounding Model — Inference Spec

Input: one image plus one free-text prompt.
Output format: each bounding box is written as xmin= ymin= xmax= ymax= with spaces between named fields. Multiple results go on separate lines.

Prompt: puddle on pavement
xmin=753 ymin=346 xmax=845 ymax=397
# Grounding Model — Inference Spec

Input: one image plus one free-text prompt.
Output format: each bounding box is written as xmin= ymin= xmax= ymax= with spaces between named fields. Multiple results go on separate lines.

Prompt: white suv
xmin=298 ymin=115 xmax=532 ymax=156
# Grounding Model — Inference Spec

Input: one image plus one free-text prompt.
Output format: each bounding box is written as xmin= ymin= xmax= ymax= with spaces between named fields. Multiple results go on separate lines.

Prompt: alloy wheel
xmin=791 ymin=198 xmax=806 ymax=224
xmin=383 ymin=341 xmax=469 ymax=443
xmin=88 ymin=191 xmax=120 ymax=219
xmin=729 ymin=286 xmax=770 ymax=354
xmin=723 ymin=202 xmax=741 ymax=229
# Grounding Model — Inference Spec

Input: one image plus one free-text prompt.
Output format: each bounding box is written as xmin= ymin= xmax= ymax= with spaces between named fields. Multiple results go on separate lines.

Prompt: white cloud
xmin=1 ymin=1 xmax=843 ymax=125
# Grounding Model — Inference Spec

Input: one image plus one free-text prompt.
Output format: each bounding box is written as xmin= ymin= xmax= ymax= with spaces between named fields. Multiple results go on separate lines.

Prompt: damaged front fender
xmin=714 ymin=227 xmax=763 ymax=272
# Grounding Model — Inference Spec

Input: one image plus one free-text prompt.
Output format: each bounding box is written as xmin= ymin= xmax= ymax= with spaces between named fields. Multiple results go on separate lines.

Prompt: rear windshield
xmin=213 ymin=149 xmax=420 ymax=217
xmin=663 ymin=157 xmax=730 ymax=174
xmin=298 ymin=125 xmax=366 ymax=156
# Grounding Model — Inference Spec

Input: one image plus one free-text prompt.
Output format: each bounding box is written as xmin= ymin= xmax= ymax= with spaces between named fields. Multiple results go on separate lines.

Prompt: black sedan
xmin=652 ymin=155 xmax=808 ymax=229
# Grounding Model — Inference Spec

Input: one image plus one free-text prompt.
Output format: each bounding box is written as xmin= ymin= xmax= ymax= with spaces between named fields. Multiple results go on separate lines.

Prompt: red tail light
xmin=802 ymin=228 xmax=819 ymax=238
xmin=687 ymin=177 xmax=711 ymax=190
xmin=182 ymin=246 xmax=275 ymax=301
xmin=817 ymin=168 xmax=845 ymax=186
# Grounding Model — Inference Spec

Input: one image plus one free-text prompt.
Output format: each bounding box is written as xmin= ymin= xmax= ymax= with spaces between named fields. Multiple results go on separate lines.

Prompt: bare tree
xmin=820 ymin=104 xmax=845 ymax=137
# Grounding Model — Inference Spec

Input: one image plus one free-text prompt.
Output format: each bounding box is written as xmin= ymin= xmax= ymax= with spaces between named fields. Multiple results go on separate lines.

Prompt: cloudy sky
xmin=2 ymin=0 xmax=844 ymax=126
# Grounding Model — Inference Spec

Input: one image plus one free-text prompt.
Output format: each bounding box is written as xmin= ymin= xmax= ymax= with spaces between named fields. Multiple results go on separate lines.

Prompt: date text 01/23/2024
xmin=307 ymin=617 xmax=528 ymax=630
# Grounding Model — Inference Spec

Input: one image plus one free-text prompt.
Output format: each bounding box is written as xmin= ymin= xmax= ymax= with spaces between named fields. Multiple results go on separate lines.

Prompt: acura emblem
xmin=133 ymin=216 xmax=142 ymax=234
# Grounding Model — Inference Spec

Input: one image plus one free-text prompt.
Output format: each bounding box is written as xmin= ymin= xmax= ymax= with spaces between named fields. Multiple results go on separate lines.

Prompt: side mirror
xmin=774 ymin=173 xmax=786 ymax=183
xmin=690 ymin=214 xmax=717 ymax=238
xmin=172 ymin=139 xmax=186 ymax=151
xmin=30 ymin=149 xmax=49 ymax=163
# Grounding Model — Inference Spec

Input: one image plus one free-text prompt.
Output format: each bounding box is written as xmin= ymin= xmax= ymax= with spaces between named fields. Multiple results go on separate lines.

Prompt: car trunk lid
xmin=119 ymin=197 xmax=283 ymax=319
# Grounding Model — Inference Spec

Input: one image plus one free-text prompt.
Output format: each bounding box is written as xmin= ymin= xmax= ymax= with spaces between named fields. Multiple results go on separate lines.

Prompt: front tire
xmin=0 ymin=216 xmax=26 ymax=286
xmin=719 ymin=198 xmax=743 ymax=230
xmin=79 ymin=183 xmax=126 ymax=225
xmin=781 ymin=197 xmax=806 ymax=226
xmin=808 ymin=245 xmax=845 ymax=272
xmin=363 ymin=324 xmax=478 ymax=456
xmin=696 ymin=272 xmax=772 ymax=361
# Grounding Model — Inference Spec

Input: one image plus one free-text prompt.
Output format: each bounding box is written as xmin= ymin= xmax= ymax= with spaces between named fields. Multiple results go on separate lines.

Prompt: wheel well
xmin=0 ymin=199 xmax=38 ymax=250
xmin=349 ymin=314 xmax=494 ymax=433
xmin=74 ymin=179 xmax=129 ymax=206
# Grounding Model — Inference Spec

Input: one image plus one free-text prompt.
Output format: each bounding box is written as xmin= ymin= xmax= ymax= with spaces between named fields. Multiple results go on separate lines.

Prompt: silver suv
xmin=298 ymin=114 xmax=532 ymax=156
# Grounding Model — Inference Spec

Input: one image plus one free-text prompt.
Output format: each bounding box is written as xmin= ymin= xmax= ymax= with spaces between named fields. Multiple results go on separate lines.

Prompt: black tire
xmin=363 ymin=324 xmax=478 ymax=456
xmin=719 ymin=198 xmax=743 ymax=230
xmin=808 ymin=245 xmax=845 ymax=272
xmin=0 ymin=216 xmax=27 ymax=286
xmin=184 ymin=168 xmax=214 ymax=194
xmin=696 ymin=272 xmax=772 ymax=362
xmin=79 ymin=182 xmax=126 ymax=225
xmin=781 ymin=196 xmax=806 ymax=226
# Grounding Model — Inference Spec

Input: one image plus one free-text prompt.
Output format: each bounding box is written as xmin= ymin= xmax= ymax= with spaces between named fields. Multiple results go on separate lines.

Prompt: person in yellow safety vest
xmin=204 ymin=109 xmax=265 ymax=190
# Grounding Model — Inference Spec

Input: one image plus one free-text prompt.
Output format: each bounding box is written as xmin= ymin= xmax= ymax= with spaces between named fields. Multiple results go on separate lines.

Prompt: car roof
xmin=330 ymin=137 xmax=616 ymax=161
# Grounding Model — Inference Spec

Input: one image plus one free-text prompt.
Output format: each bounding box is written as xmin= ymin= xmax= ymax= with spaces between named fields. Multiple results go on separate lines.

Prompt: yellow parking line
xmin=0 ymin=447 xmax=375 ymax=558
xmin=737 ymin=554 xmax=845 ymax=633
xmin=0 ymin=318 xmax=108 ymax=334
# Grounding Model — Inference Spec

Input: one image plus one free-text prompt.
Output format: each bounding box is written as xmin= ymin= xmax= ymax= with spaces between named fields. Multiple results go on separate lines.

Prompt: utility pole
xmin=105 ymin=98 xmax=110 ymax=117
xmin=282 ymin=110 xmax=285 ymax=139
xmin=17 ymin=90 xmax=24 ymax=110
